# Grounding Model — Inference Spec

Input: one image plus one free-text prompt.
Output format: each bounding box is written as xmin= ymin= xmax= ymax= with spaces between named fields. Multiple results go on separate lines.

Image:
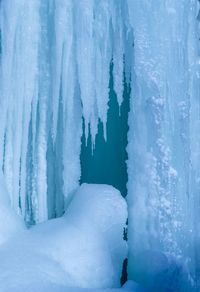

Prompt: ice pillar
xmin=127 ymin=0 xmax=200 ymax=285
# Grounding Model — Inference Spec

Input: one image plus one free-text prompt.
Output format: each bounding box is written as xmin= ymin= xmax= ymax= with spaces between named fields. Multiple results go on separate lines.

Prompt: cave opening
xmin=80 ymin=63 xmax=130 ymax=198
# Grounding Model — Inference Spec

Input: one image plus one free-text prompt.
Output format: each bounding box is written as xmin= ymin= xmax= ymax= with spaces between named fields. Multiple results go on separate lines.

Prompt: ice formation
xmin=0 ymin=0 xmax=200 ymax=290
xmin=0 ymin=0 xmax=128 ymax=224
xmin=127 ymin=0 xmax=200 ymax=287
xmin=0 ymin=169 xmax=24 ymax=245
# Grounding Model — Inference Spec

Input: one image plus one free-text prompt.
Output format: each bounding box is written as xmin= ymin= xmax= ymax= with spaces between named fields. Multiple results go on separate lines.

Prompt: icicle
xmin=56 ymin=0 xmax=82 ymax=206
xmin=111 ymin=1 xmax=125 ymax=108
xmin=0 ymin=0 xmax=127 ymax=223
xmin=75 ymin=0 xmax=97 ymax=141
xmin=93 ymin=0 xmax=112 ymax=137
xmin=0 ymin=0 xmax=40 ymax=215
xmin=51 ymin=0 xmax=72 ymax=141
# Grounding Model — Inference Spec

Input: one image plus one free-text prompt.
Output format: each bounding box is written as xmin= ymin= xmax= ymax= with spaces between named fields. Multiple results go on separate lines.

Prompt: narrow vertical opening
xmin=80 ymin=62 xmax=130 ymax=198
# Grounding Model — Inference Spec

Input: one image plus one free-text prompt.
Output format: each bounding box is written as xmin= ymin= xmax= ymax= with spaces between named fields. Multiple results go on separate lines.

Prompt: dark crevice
xmin=80 ymin=62 xmax=130 ymax=198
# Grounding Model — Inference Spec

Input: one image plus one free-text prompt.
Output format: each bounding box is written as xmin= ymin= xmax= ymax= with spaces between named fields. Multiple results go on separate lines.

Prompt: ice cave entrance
xmin=80 ymin=64 xmax=130 ymax=198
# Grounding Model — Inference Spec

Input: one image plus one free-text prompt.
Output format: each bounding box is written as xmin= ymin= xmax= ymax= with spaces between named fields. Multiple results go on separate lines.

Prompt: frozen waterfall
xmin=0 ymin=0 xmax=200 ymax=290
xmin=0 ymin=0 xmax=129 ymax=224
xmin=127 ymin=0 xmax=200 ymax=287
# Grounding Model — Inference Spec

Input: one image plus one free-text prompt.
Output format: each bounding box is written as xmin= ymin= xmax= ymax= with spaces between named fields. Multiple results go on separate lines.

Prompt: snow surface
xmin=0 ymin=184 xmax=128 ymax=291
xmin=0 ymin=282 xmax=137 ymax=292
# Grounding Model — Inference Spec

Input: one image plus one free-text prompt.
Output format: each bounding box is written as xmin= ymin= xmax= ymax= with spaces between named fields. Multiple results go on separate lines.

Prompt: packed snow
xmin=0 ymin=184 xmax=129 ymax=291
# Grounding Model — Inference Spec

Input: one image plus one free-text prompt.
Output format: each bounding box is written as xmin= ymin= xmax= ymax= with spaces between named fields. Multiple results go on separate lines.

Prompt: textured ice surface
xmin=0 ymin=170 xmax=24 ymax=245
xmin=127 ymin=0 xmax=200 ymax=285
xmin=0 ymin=184 xmax=127 ymax=291
xmin=130 ymin=250 xmax=192 ymax=291
xmin=0 ymin=0 xmax=129 ymax=224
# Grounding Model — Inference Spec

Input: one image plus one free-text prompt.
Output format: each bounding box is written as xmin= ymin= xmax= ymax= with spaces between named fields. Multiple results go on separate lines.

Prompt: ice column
xmin=127 ymin=0 xmax=200 ymax=284
xmin=0 ymin=0 xmax=40 ymax=220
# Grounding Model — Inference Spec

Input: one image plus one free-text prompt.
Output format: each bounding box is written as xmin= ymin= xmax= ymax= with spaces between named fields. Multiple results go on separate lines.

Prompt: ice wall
xmin=0 ymin=0 xmax=128 ymax=224
xmin=127 ymin=0 xmax=200 ymax=286
xmin=1 ymin=0 xmax=200 ymax=288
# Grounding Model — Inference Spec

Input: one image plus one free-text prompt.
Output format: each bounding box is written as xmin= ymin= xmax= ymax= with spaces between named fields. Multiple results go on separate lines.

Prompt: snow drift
xmin=0 ymin=184 xmax=127 ymax=291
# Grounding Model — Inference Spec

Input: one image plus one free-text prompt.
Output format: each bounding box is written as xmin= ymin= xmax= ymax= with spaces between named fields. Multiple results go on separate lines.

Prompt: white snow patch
xmin=0 ymin=184 xmax=128 ymax=291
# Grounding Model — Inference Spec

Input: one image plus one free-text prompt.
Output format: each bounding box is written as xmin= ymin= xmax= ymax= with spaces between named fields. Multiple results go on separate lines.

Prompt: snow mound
xmin=65 ymin=183 xmax=128 ymax=282
xmin=0 ymin=184 xmax=127 ymax=291
xmin=0 ymin=281 xmax=137 ymax=292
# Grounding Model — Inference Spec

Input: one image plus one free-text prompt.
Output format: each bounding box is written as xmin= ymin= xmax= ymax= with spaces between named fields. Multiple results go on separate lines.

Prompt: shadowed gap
xmin=80 ymin=62 xmax=130 ymax=197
